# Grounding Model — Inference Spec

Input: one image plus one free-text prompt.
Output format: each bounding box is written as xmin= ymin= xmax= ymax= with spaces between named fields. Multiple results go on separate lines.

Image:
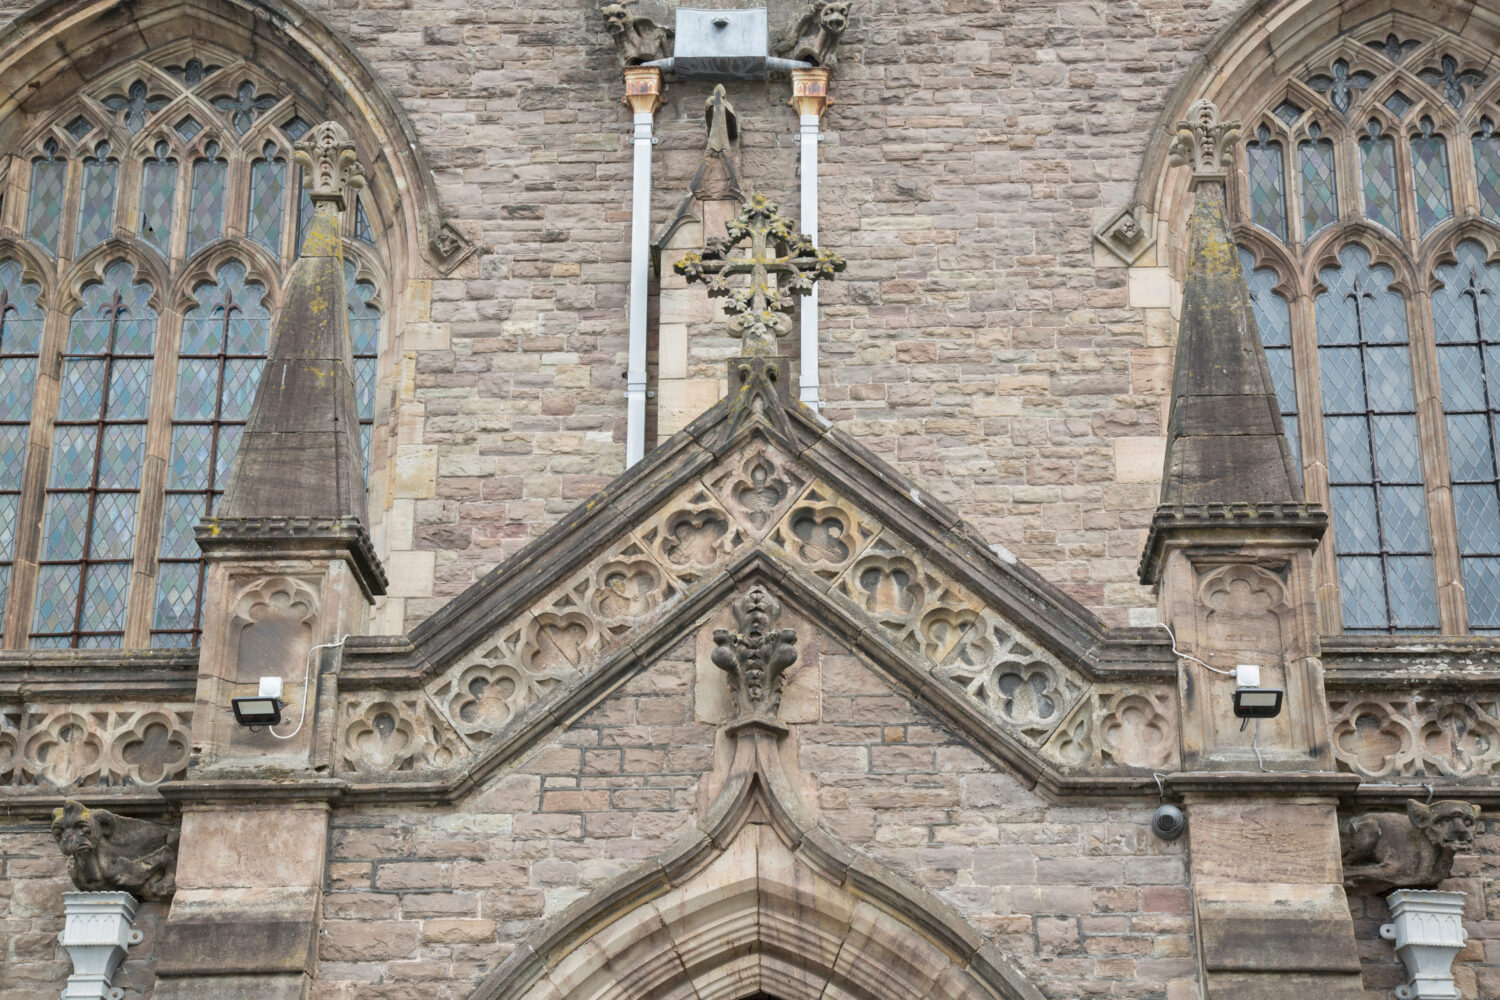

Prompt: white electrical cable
xmin=1155 ymin=621 xmax=1236 ymax=675
xmin=267 ymin=634 xmax=349 ymax=740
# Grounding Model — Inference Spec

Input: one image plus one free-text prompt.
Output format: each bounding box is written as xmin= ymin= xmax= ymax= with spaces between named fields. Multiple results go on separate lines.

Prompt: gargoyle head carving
xmin=1410 ymin=798 xmax=1480 ymax=853
xmin=52 ymin=800 xmax=179 ymax=901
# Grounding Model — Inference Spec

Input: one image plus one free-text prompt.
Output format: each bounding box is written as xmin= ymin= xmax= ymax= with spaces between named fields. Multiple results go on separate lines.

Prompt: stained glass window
xmin=1299 ymin=128 xmax=1339 ymax=239
xmin=1316 ymin=246 xmax=1437 ymax=632
xmin=1432 ymin=242 xmax=1500 ymax=631
xmin=75 ymin=141 xmax=118 ymax=253
xmin=155 ymin=261 xmax=270 ymax=646
xmin=0 ymin=261 xmax=45 ymax=644
xmin=1473 ymin=119 xmax=1500 ymax=224
xmin=1359 ymin=120 xmax=1402 ymax=235
xmin=32 ymin=261 xmax=156 ymax=647
xmin=186 ymin=142 xmax=227 ymax=257
xmin=27 ymin=140 xmax=67 ymax=256
xmin=0 ymin=53 xmax=386 ymax=649
xmin=1246 ymin=126 xmax=1287 ymax=241
xmin=1241 ymin=248 xmax=1300 ymax=472
xmin=1410 ymin=118 xmax=1453 ymax=237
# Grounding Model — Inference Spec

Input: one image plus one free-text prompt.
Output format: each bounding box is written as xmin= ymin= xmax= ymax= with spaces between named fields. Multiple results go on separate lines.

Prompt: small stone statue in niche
xmin=712 ymin=585 xmax=799 ymax=720
xmin=52 ymin=800 xmax=179 ymax=901
xmin=777 ymin=0 xmax=854 ymax=68
xmin=1340 ymin=798 xmax=1481 ymax=893
xmin=601 ymin=1 xmax=674 ymax=66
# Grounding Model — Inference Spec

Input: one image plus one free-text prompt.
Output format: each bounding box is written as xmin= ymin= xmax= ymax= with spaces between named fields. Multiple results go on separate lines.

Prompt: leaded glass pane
xmin=64 ymin=116 xmax=93 ymax=140
xmin=186 ymin=149 xmax=227 ymax=257
xmin=212 ymin=81 xmax=278 ymax=135
xmin=31 ymin=564 xmax=80 ymax=634
xmin=1411 ymin=124 xmax=1454 ymax=236
xmin=27 ymin=147 xmax=67 ymax=255
xmin=0 ymin=426 xmax=25 ymax=480
xmin=1327 ymin=416 xmax=1375 ymax=482
xmin=1366 ymin=348 xmax=1415 ymax=411
xmin=215 ymin=424 xmax=243 ymax=483
xmin=0 ymin=357 xmax=37 ymax=418
xmin=1299 ymin=139 xmax=1339 ymax=238
xmin=1246 ymin=131 xmax=1287 ymax=240
xmin=1446 ymin=414 xmax=1492 ymax=481
xmin=355 ymin=198 xmax=374 ymax=244
xmin=169 ymin=425 xmax=212 ymax=488
xmin=97 ymin=425 xmax=145 ymax=487
xmin=49 ymin=426 xmax=95 ymax=488
xmin=153 ymin=561 xmax=200 ymax=631
xmin=107 ymin=360 xmax=152 ymax=419
xmin=0 ymin=261 xmax=44 ymax=355
xmin=80 ymin=561 xmax=130 ymax=632
xmin=1455 ymin=485 xmax=1500 ymax=553
xmin=1359 ymin=123 xmax=1402 ymax=235
xmin=0 ymin=494 xmax=16 ymax=556
xmin=159 ymin=494 xmax=203 ymax=559
xmin=89 ymin=493 xmax=137 ymax=559
xmin=1372 ymin=415 xmax=1421 ymax=480
xmin=221 ymin=359 xmax=262 ymax=420
xmin=296 ymin=181 xmax=313 ymax=255
xmin=42 ymin=494 xmax=89 ymax=560
xmin=1388 ymin=556 xmax=1440 ymax=628
xmin=1284 ymin=414 xmax=1301 ymax=470
xmin=1332 ymin=486 xmax=1379 ymax=551
xmin=1339 ymin=556 xmax=1387 ymax=630
xmin=1474 ymin=126 xmax=1500 ymax=223
xmin=1384 ymin=91 xmax=1413 ymax=117
xmin=140 ymin=147 xmax=177 ymax=257
xmin=247 ymin=147 xmax=286 ymax=255
xmin=1380 ymin=485 xmax=1429 ymax=552
xmin=57 ymin=360 xmax=106 ymax=420
xmin=75 ymin=145 xmax=118 ymax=253
xmin=1274 ymin=101 xmax=1303 ymax=125
xmin=1463 ymin=558 xmax=1500 ymax=628
xmin=174 ymin=359 xmax=218 ymax=419
xmin=1320 ymin=347 xmax=1366 ymax=412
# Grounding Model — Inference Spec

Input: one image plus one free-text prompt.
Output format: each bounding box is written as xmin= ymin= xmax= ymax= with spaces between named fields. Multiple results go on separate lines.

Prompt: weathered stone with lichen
xmin=674 ymin=193 xmax=844 ymax=356
xmin=710 ymin=586 xmax=799 ymax=720
xmin=1167 ymin=98 xmax=1241 ymax=183
xmin=52 ymin=800 xmax=179 ymax=901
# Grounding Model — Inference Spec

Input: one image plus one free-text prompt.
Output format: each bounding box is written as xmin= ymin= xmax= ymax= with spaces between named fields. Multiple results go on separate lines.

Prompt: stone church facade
xmin=1 ymin=1 xmax=1499 ymax=998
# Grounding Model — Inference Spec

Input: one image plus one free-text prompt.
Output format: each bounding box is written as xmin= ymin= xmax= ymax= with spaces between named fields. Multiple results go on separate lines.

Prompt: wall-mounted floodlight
xmin=231 ymin=676 xmax=284 ymax=727
xmin=1231 ymin=664 xmax=1283 ymax=719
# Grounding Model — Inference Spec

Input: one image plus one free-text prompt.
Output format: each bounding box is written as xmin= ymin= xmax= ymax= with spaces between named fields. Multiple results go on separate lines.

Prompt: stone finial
xmin=711 ymin=586 xmax=799 ymax=720
xmin=675 ymin=192 xmax=845 ymax=356
xmin=776 ymin=0 xmax=853 ymax=69
xmin=705 ymin=84 xmax=738 ymax=157
xmin=1340 ymin=799 xmax=1482 ymax=893
xmin=294 ymin=120 xmax=365 ymax=210
xmin=52 ymin=800 xmax=179 ymax=901
xmin=601 ymin=1 xmax=674 ymax=66
xmin=1168 ymin=99 xmax=1241 ymax=185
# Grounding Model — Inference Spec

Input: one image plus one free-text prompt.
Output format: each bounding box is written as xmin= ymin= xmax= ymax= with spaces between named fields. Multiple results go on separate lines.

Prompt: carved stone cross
xmin=675 ymin=193 xmax=845 ymax=356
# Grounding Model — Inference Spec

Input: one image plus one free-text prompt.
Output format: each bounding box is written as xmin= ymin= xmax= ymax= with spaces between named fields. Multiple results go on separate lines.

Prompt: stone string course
xmin=0 ymin=0 xmax=1240 ymax=635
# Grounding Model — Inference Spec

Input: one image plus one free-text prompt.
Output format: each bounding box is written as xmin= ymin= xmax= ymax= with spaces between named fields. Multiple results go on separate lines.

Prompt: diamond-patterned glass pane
xmin=1339 ymin=556 xmax=1388 ymax=629
xmin=1285 ymin=415 xmax=1301 ymax=470
xmin=216 ymin=424 xmax=243 ymax=484
xmin=49 ymin=427 xmax=96 ymax=488
xmin=0 ymin=260 xmax=45 ymax=355
xmin=1384 ymin=91 xmax=1413 ymax=117
xmin=153 ymin=561 xmax=200 ymax=631
xmin=1274 ymin=101 xmax=1304 ymax=125
xmin=80 ymin=561 xmax=130 ymax=632
xmin=1360 ymin=132 xmax=1402 ymax=235
xmin=1462 ymin=557 xmax=1500 ymax=627
xmin=175 ymin=116 xmax=201 ymax=141
xmin=31 ymin=563 xmax=81 ymax=634
xmin=169 ymin=425 xmax=212 ymax=488
xmin=140 ymin=156 xmax=176 ymax=257
xmin=57 ymin=360 xmax=105 ymax=420
xmin=1411 ymin=133 xmax=1455 ymax=236
xmin=1380 ymin=485 xmax=1429 ymax=552
xmin=1332 ymin=486 xmax=1379 ymax=552
xmin=1447 ymin=414 xmax=1494 ymax=482
xmin=160 ymin=493 xmax=204 ymax=558
xmin=355 ymin=198 xmax=374 ymax=244
xmin=107 ymin=359 xmax=152 ymax=419
xmin=1366 ymin=348 xmax=1415 ymax=411
xmin=356 ymin=358 xmax=376 ymax=422
xmin=174 ymin=359 xmax=218 ymax=420
xmin=75 ymin=155 xmax=118 ymax=253
xmin=247 ymin=154 xmax=286 ymax=255
xmin=221 ymin=360 xmax=263 ymax=421
xmin=97 ymin=425 xmax=145 ymax=488
xmin=1246 ymin=140 xmax=1287 ymax=240
xmin=1474 ymin=135 xmax=1500 ymax=223
xmin=227 ymin=314 xmax=270 ymax=356
xmin=26 ymin=156 xmax=66 ymax=255
xmin=64 ymin=116 xmax=93 ymax=140
xmin=1299 ymin=140 xmax=1339 ymax=239
xmin=0 ymin=357 xmax=37 ymax=418
xmin=1326 ymin=416 xmax=1374 ymax=482
xmin=0 ymin=494 xmax=16 ymax=559
xmin=1240 ymin=248 xmax=1292 ymax=347
xmin=1388 ymin=555 xmax=1439 ymax=628
xmin=296 ymin=181 xmax=313 ymax=255
xmin=186 ymin=156 xmax=227 ymax=257
xmin=89 ymin=493 xmax=137 ymax=559
xmin=1320 ymin=347 xmax=1366 ymax=412
xmin=41 ymin=493 xmax=87 ymax=560
xmin=1437 ymin=346 xmax=1481 ymax=406
xmin=1266 ymin=348 xmax=1297 ymax=415
xmin=1455 ymin=485 xmax=1500 ymax=553
xmin=0 ymin=425 xmax=24 ymax=480
xmin=1372 ymin=415 xmax=1421 ymax=480
xmin=0 ymin=564 xmax=7 ymax=638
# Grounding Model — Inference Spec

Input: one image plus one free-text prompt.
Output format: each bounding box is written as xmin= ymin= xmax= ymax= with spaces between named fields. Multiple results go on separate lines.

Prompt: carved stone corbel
xmin=710 ymin=585 xmax=799 ymax=722
xmin=52 ymin=800 xmax=179 ymax=901
xmin=1339 ymin=799 xmax=1481 ymax=893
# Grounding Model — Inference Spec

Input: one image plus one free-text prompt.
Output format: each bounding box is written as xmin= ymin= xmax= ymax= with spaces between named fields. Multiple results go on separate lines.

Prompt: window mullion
xmin=124 ymin=302 xmax=183 ymax=647
xmin=1289 ymin=289 xmax=1344 ymax=632
xmin=1406 ymin=286 xmax=1465 ymax=632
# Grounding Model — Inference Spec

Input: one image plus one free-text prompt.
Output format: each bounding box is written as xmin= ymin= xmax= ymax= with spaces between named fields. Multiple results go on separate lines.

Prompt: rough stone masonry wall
xmin=314 ymin=626 xmax=1196 ymax=1000
xmin=0 ymin=0 xmax=1253 ymax=634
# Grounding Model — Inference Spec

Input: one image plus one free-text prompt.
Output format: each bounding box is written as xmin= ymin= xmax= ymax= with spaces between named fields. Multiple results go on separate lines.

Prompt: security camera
xmin=1150 ymin=803 xmax=1185 ymax=841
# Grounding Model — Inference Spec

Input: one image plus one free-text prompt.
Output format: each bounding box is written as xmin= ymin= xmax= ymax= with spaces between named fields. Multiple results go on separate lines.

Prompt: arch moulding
xmin=0 ymin=0 xmax=476 ymax=280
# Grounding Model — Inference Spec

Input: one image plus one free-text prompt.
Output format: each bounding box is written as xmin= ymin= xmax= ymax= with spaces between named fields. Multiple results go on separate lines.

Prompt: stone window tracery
xmin=1230 ymin=27 xmax=1500 ymax=633
xmin=0 ymin=46 xmax=387 ymax=649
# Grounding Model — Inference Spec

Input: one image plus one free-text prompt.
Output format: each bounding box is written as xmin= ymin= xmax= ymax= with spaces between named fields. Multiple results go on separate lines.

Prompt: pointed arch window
xmin=1229 ymin=28 xmax=1500 ymax=633
xmin=0 ymin=47 xmax=389 ymax=649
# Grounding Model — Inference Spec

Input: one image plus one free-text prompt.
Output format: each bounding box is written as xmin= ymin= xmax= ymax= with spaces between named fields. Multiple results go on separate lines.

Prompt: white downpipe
xmin=626 ymin=110 xmax=654 ymax=467
xmin=798 ymin=112 xmax=821 ymax=408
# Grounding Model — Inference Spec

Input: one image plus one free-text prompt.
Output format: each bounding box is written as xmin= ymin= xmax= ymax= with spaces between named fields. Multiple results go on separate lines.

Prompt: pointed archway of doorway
xmin=468 ymin=719 xmax=1046 ymax=1000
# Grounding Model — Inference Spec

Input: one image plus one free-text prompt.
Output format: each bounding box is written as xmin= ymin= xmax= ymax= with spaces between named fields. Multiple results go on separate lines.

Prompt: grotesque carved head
xmin=50 ymin=799 xmax=179 ymax=900
xmin=52 ymin=800 xmax=103 ymax=860
xmin=1409 ymin=798 xmax=1481 ymax=852
xmin=818 ymin=0 xmax=851 ymax=34
xmin=601 ymin=3 xmax=630 ymax=37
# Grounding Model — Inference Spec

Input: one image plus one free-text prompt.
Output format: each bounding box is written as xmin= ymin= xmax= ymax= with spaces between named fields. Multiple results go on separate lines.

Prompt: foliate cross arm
xmin=675 ymin=192 xmax=845 ymax=356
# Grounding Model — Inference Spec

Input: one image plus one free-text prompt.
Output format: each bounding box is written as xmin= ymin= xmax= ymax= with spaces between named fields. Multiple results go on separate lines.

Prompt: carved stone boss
xmin=711 ymin=585 xmax=799 ymax=721
xmin=675 ymin=192 xmax=845 ymax=355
